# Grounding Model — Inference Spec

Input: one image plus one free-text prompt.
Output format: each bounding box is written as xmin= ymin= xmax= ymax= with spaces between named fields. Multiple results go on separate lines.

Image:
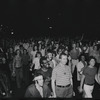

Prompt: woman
xmin=79 ymin=56 xmax=97 ymax=98
xmin=30 ymin=51 xmax=42 ymax=72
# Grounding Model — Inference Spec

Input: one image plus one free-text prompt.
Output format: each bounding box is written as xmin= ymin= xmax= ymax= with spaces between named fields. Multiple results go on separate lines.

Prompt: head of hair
xmin=40 ymin=56 xmax=47 ymax=66
xmin=15 ymin=49 xmax=20 ymax=55
xmin=59 ymin=52 xmax=67 ymax=59
xmin=78 ymin=53 xmax=86 ymax=61
xmin=88 ymin=56 xmax=96 ymax=65
xmin=35 ymin=51 xmax=42 ymax=57
xmin=52 ymin=51 xmax=57 ymax=56
xmin=33 ymin=72 xmax=43 ymax=83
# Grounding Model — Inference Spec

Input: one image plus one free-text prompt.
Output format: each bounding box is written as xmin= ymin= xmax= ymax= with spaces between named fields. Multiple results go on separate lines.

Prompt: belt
xmin=85 ymin=83 xmax=94 ymax=86
xmin=57 ymin=84 xmax=71 ymax=88
xmin=15 ymin=67 xmax=22 ymax=69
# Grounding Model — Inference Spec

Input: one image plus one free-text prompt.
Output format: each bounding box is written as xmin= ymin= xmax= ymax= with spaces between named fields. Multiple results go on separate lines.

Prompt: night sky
xmin=0 ymin=0 xmax=100 ymax=39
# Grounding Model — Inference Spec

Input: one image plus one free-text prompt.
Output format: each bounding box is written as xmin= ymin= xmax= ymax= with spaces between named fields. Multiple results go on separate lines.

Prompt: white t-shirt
xmin=41 ymin=49 xmax=45 ymax=57
xmin=31 ymin=50 xmax=37 ymax=60
xmin=32 ymin=57 xmax=40 ymax=70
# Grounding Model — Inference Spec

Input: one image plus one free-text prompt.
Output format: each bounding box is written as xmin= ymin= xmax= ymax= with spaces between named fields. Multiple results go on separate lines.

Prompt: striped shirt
xmin=51 ymin=63 xmax=72 ymax=86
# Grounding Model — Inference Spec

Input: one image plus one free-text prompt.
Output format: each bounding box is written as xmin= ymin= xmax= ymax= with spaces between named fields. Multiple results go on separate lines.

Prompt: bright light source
xmin=11 ymin=32 xmax=14 ymax=35
xmin=49 ymin=26 xmax=52 ymax=29
xmin=48 ymin=17 xmax=50 ymax=20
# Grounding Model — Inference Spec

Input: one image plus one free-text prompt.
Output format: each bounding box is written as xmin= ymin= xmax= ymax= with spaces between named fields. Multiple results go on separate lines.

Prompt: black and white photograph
xmin=0 ymin=0 xmax=100 ymax=98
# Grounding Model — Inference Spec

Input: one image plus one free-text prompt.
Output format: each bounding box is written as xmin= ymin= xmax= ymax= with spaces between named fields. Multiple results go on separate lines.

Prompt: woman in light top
xmin=30 ymin=51 xmax=42 ymax=72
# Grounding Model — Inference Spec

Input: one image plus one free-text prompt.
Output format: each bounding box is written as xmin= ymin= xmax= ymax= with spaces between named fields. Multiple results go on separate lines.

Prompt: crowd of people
xmin=0 ymin=36 xmax=100 ymax=98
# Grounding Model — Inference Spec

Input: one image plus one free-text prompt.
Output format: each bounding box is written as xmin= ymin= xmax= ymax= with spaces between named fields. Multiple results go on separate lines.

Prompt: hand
xmin=78 ymin=86 xmax=83 ymax=93
xmin=12 ymin=72 xmax=16 ymax=77
xmin=30 ymin=68 xmax=32 ymax=71
xmin=52 ymin=93 xmax=56 ymax=98
xmin=73 ymin=91 xmax=75 ymax=96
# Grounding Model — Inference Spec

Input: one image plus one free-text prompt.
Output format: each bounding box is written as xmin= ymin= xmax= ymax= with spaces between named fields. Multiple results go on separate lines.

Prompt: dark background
xmin=0 ymin=0 xmax=100 ymax=39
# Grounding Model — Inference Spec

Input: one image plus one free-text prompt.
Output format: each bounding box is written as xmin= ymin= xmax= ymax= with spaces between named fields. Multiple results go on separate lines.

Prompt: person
xmin=12 ymin=49 xmax=23 ymax=88
xmin=51 ymin=53 xmax=73 ymax=98
xmin=46 ymin=51 xmax=54 ymax=69
xmin=78 ymin=56 xmax=97 ymax=98
xmin=40 ymin=45 xmax=46 ymax=57
xmin=6 ymin=47 xmax=15 ymax=76
xmin=52 ymin=51 xmax=57 ymax=68
xmin=21 ymin=49 xmax=30 ymax=86
xmin=76 ymin=54 xmax=87 ymax=85
xmin=70 ymin=43 xmax=80 ymax=74
xmin=63 ymin=49 xmax=72 ymax=68
xmin=95 ymin=66 xmax=100 ymax=85
xmin=24 ymin=73 xmax=51 ymax=98
xmin=30 ymin=45 xmax=38 ymax=61
xmin=30 ymin=51 xmax=42 ymax=72
xmin=35 ymin=56 xmax=52 ymax=90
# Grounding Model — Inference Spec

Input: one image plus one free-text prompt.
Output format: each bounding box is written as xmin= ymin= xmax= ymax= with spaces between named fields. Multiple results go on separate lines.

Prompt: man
xmin=51 ymin=53 xmax=73 ymax=98
xmin=21 ymin=49 xmax=30 ymax=86
xmin=35 ymin=56 xmax=52 ymax=91
xmin=25 ymin=73 xmax=51 ymax=98
xmin=46 ymin=51 xmax=54 ymax=69
xmin=70 ymin=43 xmax=80 ymax=74
xmin=35 ymin=57 xmax=52 ymax=87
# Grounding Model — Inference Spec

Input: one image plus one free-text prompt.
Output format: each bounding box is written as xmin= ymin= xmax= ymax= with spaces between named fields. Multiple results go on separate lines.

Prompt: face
xmin=34 ymin=46 xmax=37 ymax=50
xmin=89 ymin=59 xmax=95 ymax=67
xmin=81 ymin=56 xmax=85 ymax=61
xmin=94 ymin=46 xmax=97 ymax=51
xmin=37 ymin=53 xmax=41 ymax=58
xmin=37 ymin=75 xmax=43 ymax=87
xmin=64 ymin=50 xmax=68 ymax=55
xmin=47 ymin=53 xmax=52 ymax=60
xmin=60 ymin=55 xmax=67 ymax=65
xmin=72 ymin=43 xmax=76 ymax=48
xmin=53 ymin=53 xmax=56 ymax=58
xmin=16 ymin=50 xmax=20 ymax=55
xmin=58 ymin=49 xmax=62 ymax=54
xmin=9 ymin=48 xmax=13 ymax=53
xmin=2 ymin=58 xmax=6 ymax=64
xmin=76 ymin=43 xmax=79 ymax=47
xmin=42 ymin=60 xmax=48 ymax=68
xmin=23 ymin=50 xmax=27 ymax=54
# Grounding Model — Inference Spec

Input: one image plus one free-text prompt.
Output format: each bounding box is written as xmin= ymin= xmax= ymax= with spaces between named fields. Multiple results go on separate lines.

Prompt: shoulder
xmin=27 ymin=84 xmax=36 ymax=91
xmin=77 ymin=61 xmax=81 ymax=65
xmin=36 ymin=69 xmax=43 ymax=74
xmin=54 ymin=64 xmax=61 ymax=70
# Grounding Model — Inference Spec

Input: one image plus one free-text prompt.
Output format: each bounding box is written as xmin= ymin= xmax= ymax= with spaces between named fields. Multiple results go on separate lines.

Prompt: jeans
xmin=15 ymin=67 xmax=23 ymax=88
xmin=71 ymin=59 xmax=79 ymax=74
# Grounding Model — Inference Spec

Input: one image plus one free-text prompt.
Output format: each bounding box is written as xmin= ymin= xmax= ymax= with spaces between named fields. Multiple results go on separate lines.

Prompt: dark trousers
xmin=55 ymin=85 xmax=73 ymax=98
xmin=15 ymin=67 xmax=23 ymax=88
xmin=23 ymin=64 xmax=30 ymax=86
